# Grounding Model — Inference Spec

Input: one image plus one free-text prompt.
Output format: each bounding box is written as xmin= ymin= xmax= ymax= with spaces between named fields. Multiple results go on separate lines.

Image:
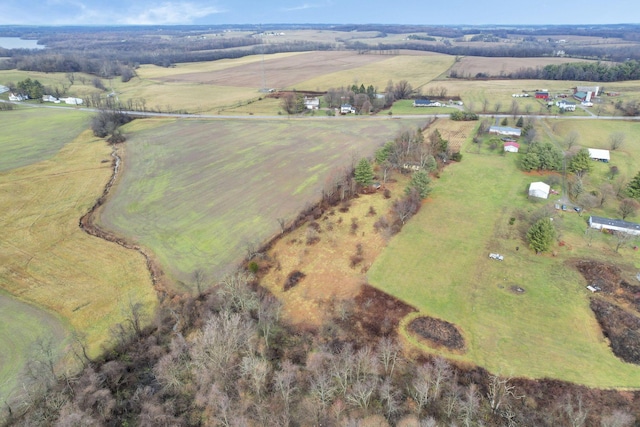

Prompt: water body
xmin=0 ymin=37 xmax=44 ymax=49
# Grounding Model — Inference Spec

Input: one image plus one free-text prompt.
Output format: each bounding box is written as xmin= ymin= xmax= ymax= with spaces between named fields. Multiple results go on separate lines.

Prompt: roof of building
xmin=504 ymin=141 xmax=520 ymax=147
xmin=414 ymin=99 xmax=431 ymax=105
xmin=589 ymin=216 xmax=640 ymax=232
xmin=489 ymin=126 xmax=522 ymax=135
xmin=574 ymin=91 xmax=588 ymax=99
xmin=588 ymin=148 xmax=610 ymax=161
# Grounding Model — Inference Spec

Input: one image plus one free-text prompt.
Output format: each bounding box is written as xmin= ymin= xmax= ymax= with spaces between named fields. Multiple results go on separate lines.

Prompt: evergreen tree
xmin=527 ymin=218 xmax=556 ymax=254
xmin=568 ymin=148 xmax=593 ymax=178
xmin=354 ymin=158 xmax=374 ymax=187
xmin=626 ymin=171 xmax=640 ymax=199
xmin=516 ymin=116 xmax=524 ymax=127
xmin=405 ymin=170 xmax=431 ymax=199
xmin=501 ymin=117 xmax=508 ymax=126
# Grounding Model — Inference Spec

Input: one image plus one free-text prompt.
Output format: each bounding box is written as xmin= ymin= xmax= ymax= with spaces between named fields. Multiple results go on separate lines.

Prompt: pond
xmin=0 ymin=37 xmax=44 ymax=49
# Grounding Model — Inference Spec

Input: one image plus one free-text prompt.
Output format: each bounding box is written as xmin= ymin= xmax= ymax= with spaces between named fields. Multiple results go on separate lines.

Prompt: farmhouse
xmin=8 ymin=93 xmax=27 ymax=101
xmin=529 ymin=181 xmax=550 ymax=199
xmin=535 ymin=91 xmax=549 ymax=99
xmin=61 ymin=97 xmax=83 ymax=105
xmin=557 ymin=100 xmax=576 ymax=111
xmin=304 ymin=97 xmax=319 ymax=110
xmin=503 ymin=141 xmax=520 ymax=153
xmin=489 ymin=126 xmax=521 ymax=137
xmin=413 ymin=99 xmax=442 ymax=107
xmin=42 ymin=95 xmax=59 ymax=103
xmin=340 ymin=104 xmax=355 ymax=114
xmin=588 ymin=148 xmax=610 ymax=162
xmin=588 ymin=216 xmax=640 ymax=236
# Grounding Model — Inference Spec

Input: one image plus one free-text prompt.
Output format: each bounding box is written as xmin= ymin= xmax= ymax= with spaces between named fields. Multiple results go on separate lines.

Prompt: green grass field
xmin=98 ymin=117 xmax=428 ymax=287
xmin=0 ymin=290 xmax=68 ymax=401
xmin=368 ymin=120 xmax=640 ymax=388
xmin=0 ymin=108 xmax=90 ymax=172
xmin=389 ymin=99 xmax=459 ymax=115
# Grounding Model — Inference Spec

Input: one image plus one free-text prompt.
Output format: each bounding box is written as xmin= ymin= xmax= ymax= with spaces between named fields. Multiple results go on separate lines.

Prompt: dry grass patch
xmin=260 ymin=186 xmax=401 ymax=327
xmin=450 ymin=56 xmax=604 ymax=78
xmin=0 ymin=131 xmax=157 ymax=356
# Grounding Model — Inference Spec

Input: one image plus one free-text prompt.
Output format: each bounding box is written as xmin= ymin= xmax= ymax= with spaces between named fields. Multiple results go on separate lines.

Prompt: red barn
xmin=535 ymin=91 xmax=549 ymax=99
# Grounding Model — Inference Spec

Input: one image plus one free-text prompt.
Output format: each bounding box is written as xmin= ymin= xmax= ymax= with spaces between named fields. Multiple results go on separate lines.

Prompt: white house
xmin=489 ymin=126 xmax=521 ymax=137
xmin=61 ymin=97 xmax=83 ymax=105
xmin=340 ymin=104 xmax=355 ymax=114
xmin=588 ymin=148 xmax=610 ymax=162
xmin=42 ymin=95 xmax=59 ymax=103
xmin=529 ymin=181 xmax=551 ymax=199
xmin=303 ymin=97 xmax=319 ymax=110
xmin=556 ymin=100 xmax=576 ymax=111
xmin=503 ymin=141 xmax=520 ymax=153
xmin=588 ymin=216 xmax=640 ymax=236
xmin=8 ymin=93 xmax=27 ymax=101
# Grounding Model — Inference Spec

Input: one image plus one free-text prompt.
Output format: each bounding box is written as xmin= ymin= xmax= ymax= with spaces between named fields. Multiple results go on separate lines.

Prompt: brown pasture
xmin=428 ymin=119 xmax=479 ymax=152
xmin=154 ymin=51 xmax=391 ymax=88
xmin=450 ymin=56 xmax=603 ymax=78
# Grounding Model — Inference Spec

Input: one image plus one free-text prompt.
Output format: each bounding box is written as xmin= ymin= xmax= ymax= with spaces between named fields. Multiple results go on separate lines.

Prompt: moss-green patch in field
xmin=99 ymin=117 xmax=429 ymax=287
xmin=0 ymin=108 xmax=90 ymax=172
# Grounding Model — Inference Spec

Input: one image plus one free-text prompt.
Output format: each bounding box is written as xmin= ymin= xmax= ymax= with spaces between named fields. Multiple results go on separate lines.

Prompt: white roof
xmin=529 ymin=181 xmax=550 ymax=199
xmin=588 ymin=148 xmax=610 ymax=161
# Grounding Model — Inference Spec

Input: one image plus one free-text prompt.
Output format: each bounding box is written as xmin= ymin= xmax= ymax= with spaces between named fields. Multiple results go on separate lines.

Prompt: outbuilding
xmin=529 ymin=181 xmax=551 ymax=199
xmin=503 ymin=141 xmax=520 ymax=153
xmin=489 ymin=126 xmax=521 ymax=137
xmin=588 ymin=148 xmax=610 ymax=162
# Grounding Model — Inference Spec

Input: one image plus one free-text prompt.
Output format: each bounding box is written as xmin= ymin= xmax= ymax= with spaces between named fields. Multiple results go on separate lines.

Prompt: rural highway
xmin=2 ymin=98 xmax=639 ymax=122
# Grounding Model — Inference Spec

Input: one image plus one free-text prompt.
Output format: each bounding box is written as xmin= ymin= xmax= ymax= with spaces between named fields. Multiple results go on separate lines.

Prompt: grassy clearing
xmin=99 ymin=117 xmax=428 ymax=287
xmin=0 ymin=70 xmax=105 ymax=99
xmin=0 ymin=130 xmax=157 ymax=360
xmin=368 ymin=120 xmax=640 ymax=387
xmin=0 ymin=290 xmax=68 ymax=401
xmin=0 ymin=109 xmax=90 ymax=172
xmin=389 ymin=99 xmax=459 ymax=116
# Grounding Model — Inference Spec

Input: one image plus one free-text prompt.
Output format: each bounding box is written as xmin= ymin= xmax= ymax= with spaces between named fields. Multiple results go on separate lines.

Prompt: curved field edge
xmin=0 ymin=108 xmax=90 ymax=172
xmin=0 ymin=290 xmax=68 ymax=402
xmin=0 ymin=130 xmax=158 ymax=362
xmin=97 ymin=117 xmax=430 ymax=287
xmin=368 ymin=125 xmax=640 ymax=388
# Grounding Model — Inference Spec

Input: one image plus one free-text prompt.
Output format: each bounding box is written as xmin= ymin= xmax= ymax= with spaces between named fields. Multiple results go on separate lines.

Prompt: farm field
xmin=389 ymin=99 xmax=459 ymax=116
xmin=98 ymin=117 xmax=429 ymax=288
xmin=0 ymin=291 xmax=67 ymax=402
xmin=449 ymin=56 xmax=606 ymax=78
xmin=368 ymin=120 xmax=640 ymax=387
xmin=0 ymin=108 xmax=90 ymax=172
xmin=0 ymin=129 xmax=157 ymax=400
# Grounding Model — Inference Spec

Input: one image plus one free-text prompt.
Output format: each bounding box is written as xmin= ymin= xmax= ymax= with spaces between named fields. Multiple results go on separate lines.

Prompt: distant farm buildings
xmin=529 ymin=182 xmax=551 ymax=199
xmin=8 ymin=93 xmax=27 ymax=101
xmin=413 ymin=99 xmax=443 ymax=107
xmin=503 ymin=141 xmax=520 ymax=153
xmin=573 ymin=86 xmax=599 ymax=102
xmin=535 ymin=91 xmax=550 ymax=99
xmin=340 ymin=104 xmax=356 ymax=114
xmin=303 ymin=97 xmax=319 ymax=110
xmin=588 ymin=216 xmax=640 ymax=236
xmin=489 ymin=126 xmax=522 ymax=137
xmin=556 ymin=100 xmax=576 ymax=111
xmin=588 ymin=148 xmax=610 ymax=162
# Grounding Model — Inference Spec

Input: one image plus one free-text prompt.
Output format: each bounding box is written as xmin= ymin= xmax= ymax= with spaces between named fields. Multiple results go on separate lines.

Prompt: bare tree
xmin=482 ymin=98 xmax=490 ymax=113
xmin=511 ymin=99 xmax=520 ymax=119
xmin=565 ymin=131 xmax=580 ymax=150
xmin=614 ymin=231 xmax=635 ymax=253
xmin=257 ymin=295 xmax=281 ymax=348
xmin=560 ymin=393 xmax=588 ymax=427
xmin=192 ymin=268 xmax=206 ymax=294
xmin=310 ymin=371 xmax=336 ymax=412
xmin=393 ymin=80 xmax=414 ymax=100
xmin=379 ymin=379 xmax=401 ymax=419
xmin=600 ymin=410 xmax=635 ymax=427
xmin=410 ymin=363 xmax=433 ymax=414
xmin=377 ymin=337 xmax=401 ymax=377
xmin=346 ymin=378 xmax=377 ymax=410
xmin=486 ymin=375 xmax=522 ymax=414
xmin=619 ymin=198 xmax=640 ymax=220
xmin=609 ymin=132 xmax=626 ymax=151
xmin=494 ymin=101 xmax=502 ymax=114
xmin=459 ymin=384 xmax=481 ymax=427
xmin=273 ymin=360 xmax=297 ymax=414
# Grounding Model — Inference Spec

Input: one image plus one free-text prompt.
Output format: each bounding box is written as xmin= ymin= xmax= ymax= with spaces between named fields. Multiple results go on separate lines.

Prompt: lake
xmin=0 ymin=37 xmax=44 ymax=49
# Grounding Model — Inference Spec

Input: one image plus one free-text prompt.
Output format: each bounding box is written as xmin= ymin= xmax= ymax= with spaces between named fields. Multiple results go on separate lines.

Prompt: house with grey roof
xmin=588 ymin=216 xmax=640 ymax=236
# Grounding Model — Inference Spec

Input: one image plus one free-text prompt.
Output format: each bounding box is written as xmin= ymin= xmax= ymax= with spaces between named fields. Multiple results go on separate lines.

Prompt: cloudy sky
xmin=0 ymin=0 xmax=638 ymax=26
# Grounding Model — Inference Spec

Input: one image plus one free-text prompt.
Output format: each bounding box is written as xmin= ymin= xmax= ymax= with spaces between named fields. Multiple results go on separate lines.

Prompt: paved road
xmin=2 ymin=98 xmax=639 ymax=122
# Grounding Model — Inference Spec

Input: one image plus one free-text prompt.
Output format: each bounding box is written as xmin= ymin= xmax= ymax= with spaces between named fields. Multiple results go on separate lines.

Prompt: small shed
xmin=588 ymin=148 xmax=610 ymax=162
xmin=529 ymin=182 xmax=551 ymax=199
xmin=503 ymin=141 xmax=520 ymax=153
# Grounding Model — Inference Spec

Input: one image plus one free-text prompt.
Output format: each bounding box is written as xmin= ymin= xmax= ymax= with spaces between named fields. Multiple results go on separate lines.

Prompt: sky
xmin=0 ymin=0 xmax=638 ymax=26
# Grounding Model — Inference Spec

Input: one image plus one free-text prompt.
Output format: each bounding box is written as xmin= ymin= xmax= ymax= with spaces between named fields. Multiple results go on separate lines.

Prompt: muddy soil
xmin=407 ymin=316 xmax=466 ymax=352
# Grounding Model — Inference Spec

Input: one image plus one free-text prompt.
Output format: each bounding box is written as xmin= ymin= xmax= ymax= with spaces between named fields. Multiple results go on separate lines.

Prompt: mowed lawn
xmin=0 ymin=108 xmax=90 ymax=172
xmin=368 ymin=136 xmax=640 ymax=387
xmin=99 ymin=117 xmax=428 ymax=287
xmin=0 ymin=130 xmax=157 ymax=367
xmin=0 ymin=291 xmax=67 ymax=400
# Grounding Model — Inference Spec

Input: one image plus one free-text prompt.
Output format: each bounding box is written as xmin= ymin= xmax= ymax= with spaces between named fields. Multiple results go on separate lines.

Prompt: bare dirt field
xmin=450 ymin=56 xmax=603 ymax=78
xmin=155 ymin=51 xmax=390 ymax=88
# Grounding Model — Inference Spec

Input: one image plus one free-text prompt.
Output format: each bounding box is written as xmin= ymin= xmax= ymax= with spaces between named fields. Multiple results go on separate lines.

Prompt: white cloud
xmin=282 ymin=3 xmax=321 ymax=12
xmin=120 ymin=2 xmax=225 ymax=25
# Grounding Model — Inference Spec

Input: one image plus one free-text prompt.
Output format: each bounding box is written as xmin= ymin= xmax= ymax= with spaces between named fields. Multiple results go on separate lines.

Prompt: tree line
xmin=506 ymin=60 xmax=640 ymax=82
